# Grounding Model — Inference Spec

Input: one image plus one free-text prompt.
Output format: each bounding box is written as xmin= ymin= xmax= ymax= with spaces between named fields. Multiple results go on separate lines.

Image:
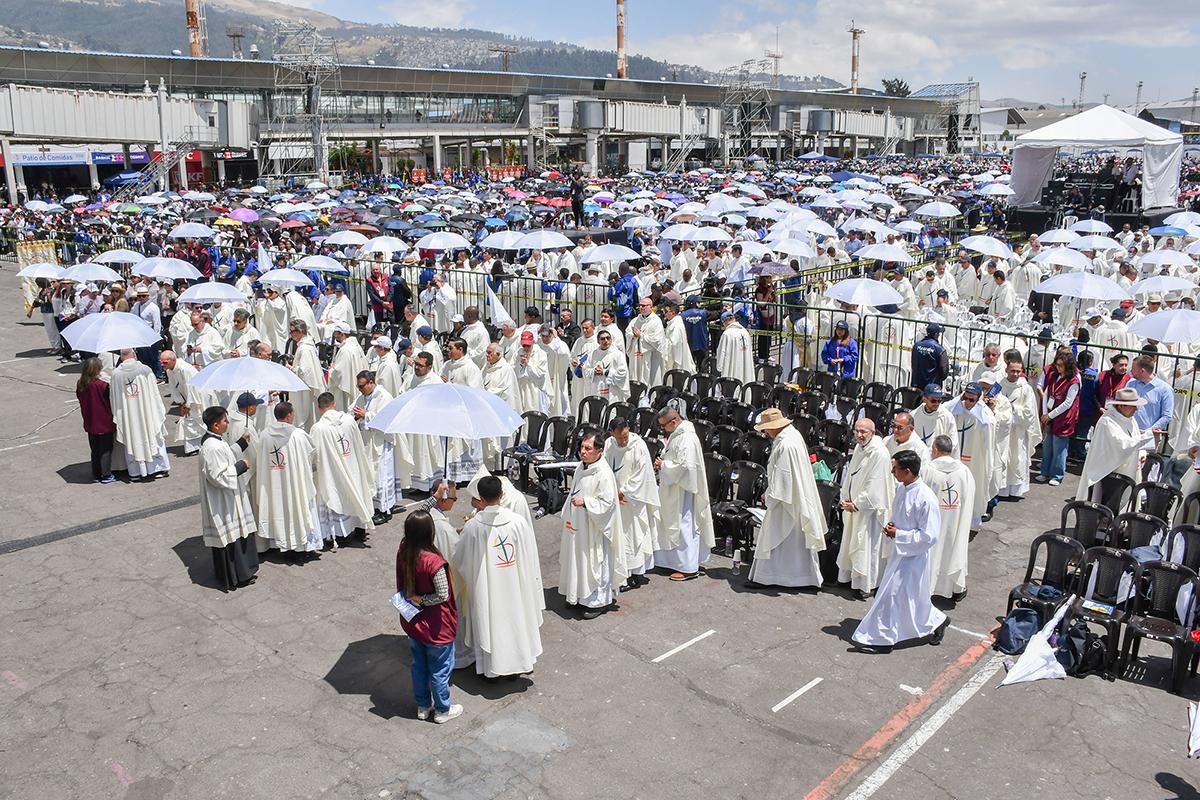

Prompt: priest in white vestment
xmin=945 ymin=383 xmax=994 ymax=527
xmin=1076 ymin=388 xmax=1153 ymax=502
xmin=440 ymin=338 xmax=486 ymax=483
xmin=851 ymin=450 xmax=949 ymax=651
xmin=560 ymin=432 xmax=625 ymax=617
xmin=628 ymin=298 xmax=669 ymax=386
xmin=663 ymin=303 xmax=695 ymax=374
xmin=716 ymin=311 xmax=756 ymax=386
xmin=161 ymin=350 xmax=208 ymax=454
xmin=837 ymin=419 xmax=895 ymax=597
xmin=923 ymin=435 xmax=975 ymax=600
xmin=747 ymin=409 xmax=828 ymax=588
xmin=590 ymin=330 xmax=630 ymax=403
xmin=462 ymin=307 xmax=491 ymax=367
xmin=405 ymin=353 xmax=445 ymax=492
xmin=327 ymin=322 xmax=366 ymax=413
xmin=598 ymin=309 xmax=626 ymax=354
xmin=256 ymin=287 xmax=289 ymax=353
xmin=482 ymin=343 xmax=520 ymax=470
xmin=315 ymin=283 xmax=356 ymax=342
xmin=183 ymin=311 xmax=226 ymax=368
xmin=224 ymin=308 xmax=259 ymax=358
xmin=224 ymin=393 xmax=263 ymax=547
xmin=283 ymin=288 xmax=317 ymax=342
xmin=256 ymin=402 xmax=322 ymax=555
xmin=514 ymin=330 xmax=552 ymax=414
xmin=288 ymin=321 xmax=325 ymax=431
xmin=198 ymin=405 xmax=259 ymax=590
xmin=311 ymin=393 xmax=375 ymax=545
xmin=883 ymin=411 xmax=931 ymax=479
xmin=451 ymin=475 xmax=544 ymax=677
xmin=109 ymin=351 xmax=170 ymax=479
xmin=537 ymin=325 xmax=572 ymax=417
xmin=569 ymin=320 xmax=599 ymax=411
xmin=653 ymin=408 xmax=715 ymax=579
xmin=603 ymin=417 xmax=659 ymax=584
xmin=352 ymin=372 xmax=397 ymax=523
xmin=999 ymin=359 xmax=1042 ymax=498
xmin=911 ymin=385 xmax=956 ymax=447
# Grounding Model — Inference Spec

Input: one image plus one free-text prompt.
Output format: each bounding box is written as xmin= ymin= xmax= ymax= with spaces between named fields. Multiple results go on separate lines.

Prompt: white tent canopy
xmin=1009 ymin=105 xmax=1183 ymax=210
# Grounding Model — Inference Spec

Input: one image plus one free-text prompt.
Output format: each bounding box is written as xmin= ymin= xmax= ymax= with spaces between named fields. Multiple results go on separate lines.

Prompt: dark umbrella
xmin=749 ymin=261 xmax=797 ymax=277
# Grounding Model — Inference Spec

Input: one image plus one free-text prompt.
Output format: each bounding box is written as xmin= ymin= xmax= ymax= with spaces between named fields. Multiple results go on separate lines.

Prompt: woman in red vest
xmin=396 ymin=511 xmax=461 ymax=723
xmin=1037 ymin=350 xmax=1081 ymax=487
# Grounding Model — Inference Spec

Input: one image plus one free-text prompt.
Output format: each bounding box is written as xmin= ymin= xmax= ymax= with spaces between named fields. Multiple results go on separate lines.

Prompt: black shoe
xmin=951 ymin=589 xmax=968 ymax=602
xmin=980 ymin=512 xmax=992 ymax=523
xmin=580 ymin=606 xmax=607 ymax=620
xmin=930 ymin=617 xmax=950 ymax=646
xmin=371 ymin=511 xmax=389 ymax=526
xmin=852 ymin=643 xmax=893 ymax=654
xmin=855 ymin=589 xmax=873 ymax=601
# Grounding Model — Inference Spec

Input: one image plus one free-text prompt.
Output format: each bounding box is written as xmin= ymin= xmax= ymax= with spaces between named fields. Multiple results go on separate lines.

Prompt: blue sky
xmin=286 ymin=0 xmax=1200 ymax=105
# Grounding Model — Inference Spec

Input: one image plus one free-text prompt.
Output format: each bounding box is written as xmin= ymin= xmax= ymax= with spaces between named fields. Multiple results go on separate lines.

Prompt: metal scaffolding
xmin=260 ymin=19 xmax=343 ymax=184
xmin=719 ymin=59 xmax=774 ymax=163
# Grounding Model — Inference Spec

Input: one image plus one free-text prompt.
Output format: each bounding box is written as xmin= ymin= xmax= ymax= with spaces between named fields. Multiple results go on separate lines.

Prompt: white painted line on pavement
xmin=844 ymin=654 xmax=1006 ymax=799
xmin=652 ymin=629 xmax=716 ymax=663
xmin=772 ymin=677 xmax=823 ymax=712
xmin=898 ymin=684 xmax=923 ymax=696
xmin=949 ymin=624 xmax=989 ymax=640
xmin=0 ymin=434 xmax=72 ymax=453
xmin=0 ymin=358 xmax=23 ymax=364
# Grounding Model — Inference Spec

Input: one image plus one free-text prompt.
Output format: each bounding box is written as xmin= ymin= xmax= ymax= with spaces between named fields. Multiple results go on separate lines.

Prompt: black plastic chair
xmin=714 ymin=460 xmax=768 ymax=557
xmin=856 ymin=401 xmax=890 ymax=431
xmin=707 ymin=425 xmax=745 ymax=461
xmin=1111 ymin=512 xmax=1168 ymax=551
xmin=796 ymin=392 xmax=827 ymax=418
xmin=740 ymin=381 xmax=772 ymax=409
xmin=704 ymin=453 xmax=732 ymax=502
xmin=632 ymin=406 xmax=658 ymax=439
xmin=769 ymin=385 xmax=800 ymax=416
xmin=690 ymin=373 xmax=717 ymax=399
xmin=808 ymin=371 xmax=838 ymax=399
xmin=741 ymin=430 xmax=772 ymax=467
xmin=691 ymin=419 xmax=714 ymax=449
xmin=1007 ymin=533 xmax=1086 ymax=625
xmin=792 ymin=413 xmax=818 ymax=445
xmin=1119 ymin=561 xmax=1199 ymax=694
xmin=1168 ymin=524 xmax=1200 ymax=573
xmin=677 ymin=390 xmax=700 ymax=421
xmin=716 ymin=376 xmax=743 ymax=399
xmin=627 ymin=380 xmax=647 ymax=407
xmin=1067 ymin=546 xmax=1139 ymax=678
xmin=1060 ymin=500 xmax=1115 ymax=549
xmin=602 ymin=401 xmax=636 ymax=429
xmin=816 ymin=478 xmax=843 ymax=584
xmin=723 ymin=401 xmax=758 ymax=433
xmin=697 ymin=396 xmax=730 ymax=425
xmin=756 ymin=362 xmax=782 ymax=384
xmin=663 ymin=368 xmax=692 ymax=392
xmin=544 ymin=416 xmax=574 ymax=458
xmin=1179 ymin=491 xmax=1200 ymax=525
xmin=816 ymin=419 xmax=852 ymax=451
xmin=888 ymin=385 xmax=924 ymax=412
xmin=1142 ymin=452 xmax=1167 ymax=483
xmin=814 ymin=446 xmax=845 ymax=477
xmin=502 ymin=411 xmax=550 ymax=491
xmin=1096 ymin=473 xmax=1137 ymax=519
xmin=646 ymin=384 xmax=680 ymax=411
xmin=837 ymin=376 xmax=865 ymax=401
xmin=644 ymin=437 xmax=664 ymax=464
xmin=789 ymin=367 xmax=813 ymax=388
xmin=862 ymin=381 xmax=893 ymax=405
xmin=1135 ymin=481 xmax=1182 ymax=523
xmin=577 ymin=395 xmax=607 ymax=427
xmin=830 ymin=395 xmax=857 ymax=424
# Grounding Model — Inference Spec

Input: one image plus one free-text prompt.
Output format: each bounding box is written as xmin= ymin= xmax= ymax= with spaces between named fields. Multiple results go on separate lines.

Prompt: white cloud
xmin=383 ymin=0 xmax=476 ymax=28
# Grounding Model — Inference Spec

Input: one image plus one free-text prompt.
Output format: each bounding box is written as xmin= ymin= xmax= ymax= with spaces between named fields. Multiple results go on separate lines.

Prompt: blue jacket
xmin=821 ymin=338 xmax=858 ymax=377
xmin=681 ymin=308 xmax=709 ymax=351
xmin=612 ymin=274 xmax=639 ymax=318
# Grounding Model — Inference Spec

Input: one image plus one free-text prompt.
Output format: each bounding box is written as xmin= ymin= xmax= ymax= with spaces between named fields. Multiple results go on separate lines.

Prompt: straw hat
xmin=754 ymin=407 xmax=792 ymax=432
xmin=1110 ymin=387 xmax=1147 ymax=407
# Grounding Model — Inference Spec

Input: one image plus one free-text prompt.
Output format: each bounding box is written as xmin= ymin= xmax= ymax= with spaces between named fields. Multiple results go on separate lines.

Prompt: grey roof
xmin=910 ymin=83 xmax=975 ymax=99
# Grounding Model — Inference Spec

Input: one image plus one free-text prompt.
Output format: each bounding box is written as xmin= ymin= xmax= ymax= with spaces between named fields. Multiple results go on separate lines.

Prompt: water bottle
xmin=732 ymin=548 xmax=741 ymax=576
xmin=725 ymin=535 xmax=734 ymax=557
xmin=534 ymin=507 xmax=547 ymax=519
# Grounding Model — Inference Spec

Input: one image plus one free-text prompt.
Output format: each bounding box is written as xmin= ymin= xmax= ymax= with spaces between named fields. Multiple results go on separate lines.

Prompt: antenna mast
xmin=847 ymin=21 xmax=864 ymax=95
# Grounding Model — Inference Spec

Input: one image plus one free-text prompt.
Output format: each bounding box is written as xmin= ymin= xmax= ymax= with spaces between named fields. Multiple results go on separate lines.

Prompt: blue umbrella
xmin=504 ymin=208 xmax=530 ymax=221
xmin=484 ymin=218 xmax=508 ymax=227
xmin=1149 ymin=226 xmax=1188 ymax=236
xmin=383 ymin=219 xmax=414 ymax=231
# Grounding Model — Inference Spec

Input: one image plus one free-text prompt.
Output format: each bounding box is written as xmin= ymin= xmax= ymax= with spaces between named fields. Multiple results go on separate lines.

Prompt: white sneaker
xmin=1049 ymin=479 xmax=1061 ymax=487
xmin=433 ymin=703 xmax=464 ymax=724
xmin=416 ymin=706 xmax=433 ymax=721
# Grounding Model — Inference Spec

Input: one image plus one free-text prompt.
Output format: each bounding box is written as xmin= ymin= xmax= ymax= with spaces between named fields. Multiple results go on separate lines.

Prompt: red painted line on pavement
xmin=802 ymin=626 xmax=999 ymax=800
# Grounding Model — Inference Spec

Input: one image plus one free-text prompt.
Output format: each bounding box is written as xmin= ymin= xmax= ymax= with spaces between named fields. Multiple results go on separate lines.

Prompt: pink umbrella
xmin=229 ymin=208 xmax=259 ymax=222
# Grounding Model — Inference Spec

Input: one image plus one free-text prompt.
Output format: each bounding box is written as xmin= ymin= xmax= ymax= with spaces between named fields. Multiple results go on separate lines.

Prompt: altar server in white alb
xmin=922 ymin=435 xmax=975 ymax=601
xmin=652 ymin=407 xmax=715 ymax=581
xmin=603 ymin=416 xmax=660 ymax=587
xmin=837 ymin=419 xmax=895 ymax=598
xmin=559 ymin=431 xmax=626 ymax=619
xmin=109 ymin=349 xmax=170 ymax=480
xmin=851 ymin=450 xmax=950 ymax=653
xmin=451 ymin=475 xmax=544 ymax=677
xmin=311 ymin=392 xmax=375 ymax=546
xmin=198 ymin=405 xmax=258 ymax=591
xmin=747 ymin=409 xmax=828 ymax=589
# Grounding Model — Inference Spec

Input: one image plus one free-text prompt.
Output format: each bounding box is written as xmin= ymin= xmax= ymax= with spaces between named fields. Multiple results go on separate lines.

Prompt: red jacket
xmin=1094 ymin=369 xmax=1131 ymax=419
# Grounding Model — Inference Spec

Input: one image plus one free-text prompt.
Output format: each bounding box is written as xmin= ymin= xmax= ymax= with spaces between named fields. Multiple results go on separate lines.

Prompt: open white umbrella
xmin=1068 ymin=235 xmax=1124 ymax=252
xmin=1137 ymin=250 xmax=1195 ymax=269
xmin=794 ymin=219 xmax=839 ymax=239
xmin=738 ymin=241 xmax=774 ymax=258
xmin=854 ymin=243 xmax=915 ymax=263
xmin=367 ymin=382 xmax=522 ymax=439
xmin=1038 ymin=229 xmax=1080 ymax=244
xmin=1127 ymin=309 xmax=1200 ymax=344
xmin=293 ymin=254 xmax=350 ymax=273
xmin=579 ymin=243 xmax=643 ymax=263
xmin=913 ymin=202 xmax=961 ymax=218
xmin=357 ymin=236 xmax=409 ymax=257
xmin=94 ymin=249 xmax=145 ymax=264
xmin=1033 ymin=247 xmax=1093 ymax=271
xmin=480 ymin=230 xmax=525 ymax=250
xmin=1127 ymin=276 xmax=1197 ymax=296
xmin=16 ymin=262 xmax=64 ymax=279
xmin=1038 ymin=272 xmax=1130 ymax=302
xmin=259 ymin=268 xmax=315 ymax=288
xmin=325 ymin=230 xmax=369 ymax=247
xmin=959 ymin=235 xmax=1016 ymax=260
xmin=414 ymin=231 xmax=472 ymax=251
xmin=660 ymin=223 xmax=700 ymax=240
xmin=168 ymin=222 xmax=216 ymax=239
xmin=62 ymin=262 xmax=123 ymax=283
xmin=1165 ymin=211 xmax=1200 ymax=227
xmin=176 ymin=282 xmax=248 ymax=304
xmin=515 ymin=230 xmax=575 ymax=250
xmin=61 ymin=311 xmax=161 ymax=352
xmin=134 ymin=257 xmax=202 ymax=281
xmin=824 ymin=278 xmax=904 ymax=307
xmin=188 ymin=356 xmax=308 ymax=393
xmin=1067 ymin=219 xmax=1113 ymax=234
xmin=770 ymin=239 xmax=818 ymax=259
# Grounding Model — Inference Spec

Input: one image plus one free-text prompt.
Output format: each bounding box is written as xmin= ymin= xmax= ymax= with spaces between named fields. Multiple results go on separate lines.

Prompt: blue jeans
xmin=1041 ymin=434 xmax=1069 ymax=481
xmin=409 ymin=639 xmax=454 ymax=713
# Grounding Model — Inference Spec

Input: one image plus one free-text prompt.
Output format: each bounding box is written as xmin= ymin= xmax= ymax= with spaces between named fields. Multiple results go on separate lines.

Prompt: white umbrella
xmin=1038 ymin=272 xmax=1130 ymax=302
xmin=913 ymin=202 xmax=961 ymax=218
xmin=61 ymin=311 xmax=161 ymax=352
xmin=1000 ymin=600 xmax=1072 ymax=687
xmin=1127 ymin=275 xmax=1197 ymax=297
xmin=480 ymin=230 xmax=525 ymax=250
xmin=893 ymin=220 xmax=924 ymax=234
xmin=168 ymin=222 xmax=216 ymax=239
xmin=62 ymin=194 xmax=88 ymax=205
xmin=854 ymin=243 xmax=915 ymax=263
xmin=414 ymin=231 xmax=472 ymax=251
xmin=686 ymin=227 xmax=733 ymax=243
xmin=134 ymin=256 xmax=202 ymax=281
xmin=959 ymin=235 xmax=1016 ymax=260
xmin=94 ymin=249 xmax=145 ymax=264
xmin=1068 ymin=235 xmax=1124 ymax=252
xmin=660 ymin=223 xmax=700 ymax=240
xmin=620 ymin=216 xmax=661 ymax=231
xmin=188 ymin=357 xmax=309 ymax=393
xmin=1165 ymin=211 xmax=1200 ymax=227
xmin=824 ymin=278 xmax=904 ymax=307
xmin=357 ymin=236 xmax=409 ymax=257
xmin=325 ymin=230 xmax=370 ymax=247
xmin=1067 ymin=219 xmax=1114 ymax=233
xmin=738 ymin=241 xmax=774 ymax=258
xmin=976 ymin=183 xmax=1015 ymax=197
xmin=1137 ymin=250 xmax=1195 ymax=269
xmin=16 ymin=262 xmax=64 ymax=279
xmin=177 ymin=282 xmax=248 ymax=304
xmin=367 ymin=382 xmax=523 ymax=468
xmin=795 ymin=219 xmax=839 ymax=238
xmin=293 ymin=254 xmax=350 ymax=273
xmin=1127 ymin=309 xmax=1200 ymax=344
xmin=770 ymin=239 xmax=818 ymax=259
xmin=580 ymin=244 xmax=643 ymax=263
xmin=515 ymin=230 xmax=575 ymax=250
xmin=1038 ymin=229 xmax=1080 ymax=244
xmin=62 ymin=262 xmax=123 ymax=283
xmin=1033 ymin=247 xmax=1093 ymax=271
xmin=259 ymin=268 xmax=315 ymax=288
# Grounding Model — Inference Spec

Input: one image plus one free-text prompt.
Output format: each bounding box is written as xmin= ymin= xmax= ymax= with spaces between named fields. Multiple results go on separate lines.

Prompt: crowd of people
xmin=20 ymin=151 xmax=1200 ymax=717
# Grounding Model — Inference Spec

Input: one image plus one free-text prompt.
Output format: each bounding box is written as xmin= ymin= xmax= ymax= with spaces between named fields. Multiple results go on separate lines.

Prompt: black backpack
xmin=536 ymin=478 xmax=566 ymax=515
xmin=1055 ymin=618 xmax=1110 ymax=678
xmin=995 ymin=608 xmax=1040 ymax=655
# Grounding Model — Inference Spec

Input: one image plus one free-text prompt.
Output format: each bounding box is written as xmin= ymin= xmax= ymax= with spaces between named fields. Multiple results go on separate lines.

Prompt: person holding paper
xmin=395 ymin=510 xmax=461 ymax=723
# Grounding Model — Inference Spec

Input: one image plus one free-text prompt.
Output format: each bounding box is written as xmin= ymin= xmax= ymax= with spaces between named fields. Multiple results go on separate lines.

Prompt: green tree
xmin=882 ymin=78 xmax=911 ymax=97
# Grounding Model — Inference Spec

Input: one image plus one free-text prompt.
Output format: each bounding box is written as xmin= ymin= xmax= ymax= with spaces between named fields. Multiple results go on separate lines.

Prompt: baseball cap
xmin=720 ymin=310 xmax=734 ymax=321
xmin=520 ymin=330 xmax=534 ymax=344
xmin=416 ymin=325 xmax=433 ymax=339
xmin=332 ymin=320 xmax=352 ymax=335
xmin=927 ymin=322 xmax=946 ymax=334
xmin=922 ymin=383 xmax=946 ymax=399
xmin=964 ymin=381 xmax=983 ymax=396
xmin=450 ymin=313 xmax=464 ymax=324
xmin=235 ymin=391 xmax=259 ymax=409
xmin=396 ymin=337 xmax=411 ymax=351
xmin=1084 ymin=306 xmax=1101 ymax=318
xmin=374 ymin=335 xmax=392 ymax=349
